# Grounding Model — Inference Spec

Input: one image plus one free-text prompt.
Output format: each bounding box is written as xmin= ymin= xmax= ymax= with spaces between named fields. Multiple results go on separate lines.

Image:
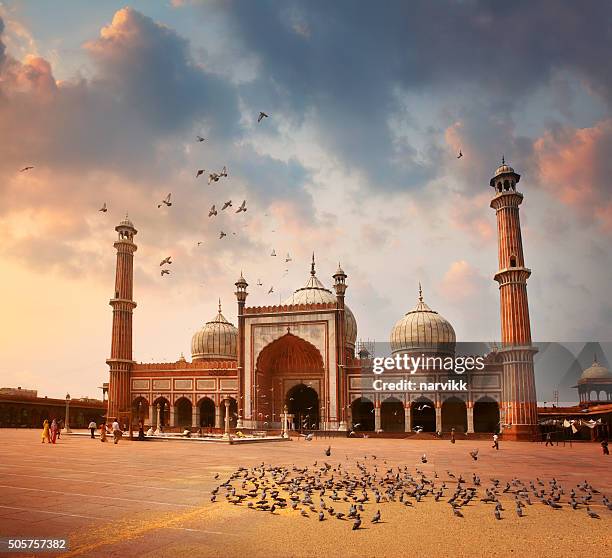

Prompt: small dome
xmin=283 ymin=256 xmax=357 ymax=349
xmin=579 ymin=357 xmax=612 ymax=382
xmin=118 ymin=214 xmax=135 ymax=228
xmin=494 ymin=163 xmax=515 ymax=177
xmin=390 ymin=285 xmax=456 ymax=356
xmin=191 ymin=301 xmax=237 ymax=361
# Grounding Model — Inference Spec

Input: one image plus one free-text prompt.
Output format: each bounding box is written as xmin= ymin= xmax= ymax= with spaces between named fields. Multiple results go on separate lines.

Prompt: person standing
xmin=602 ymin=439 xmax=609 ymax=455
xmin=50 ymin=419 xmax=59 ymax=444
xmin=112 ymin=419 xmax=122 ymax=444
xmin=99 ymin=422 xmax=108 ymax=442
xmin=450 ymin=428 xmax=456 ymax=444
xmin=545 ymin=432 xmax=553 ymax=447
xmin=41 ymin=419 xmax=50 ymax=443
xmin=88 ymin=420 xmax=97 ymax=439
xmin=492 ymin=432 xmax=499 ymax=450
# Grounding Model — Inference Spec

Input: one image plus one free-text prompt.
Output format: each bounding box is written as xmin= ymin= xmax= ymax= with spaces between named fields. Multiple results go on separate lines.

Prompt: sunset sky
xmin=1 ymin=1 xmax=611 ymax=400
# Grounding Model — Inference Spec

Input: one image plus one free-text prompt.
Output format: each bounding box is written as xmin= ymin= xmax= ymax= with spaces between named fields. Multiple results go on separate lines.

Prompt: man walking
xmin=492 ymin=432 xmax=499 ymax=450
xmin=545 ymin=432 xmax=553 ymax=447
xmin=88 ymin=420 xmax=97 ymax=439
xmin=112 ymin=419 xmax=122 ymax=444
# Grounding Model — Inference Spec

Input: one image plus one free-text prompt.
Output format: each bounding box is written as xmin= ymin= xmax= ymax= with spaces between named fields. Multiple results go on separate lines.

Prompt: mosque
xmin=105 ymin=161 xmax=540 ymax=440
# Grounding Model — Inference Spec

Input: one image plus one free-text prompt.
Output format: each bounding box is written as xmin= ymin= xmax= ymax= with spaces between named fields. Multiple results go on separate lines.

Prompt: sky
xmin=1 ymin=0 xmax=611 ymax=400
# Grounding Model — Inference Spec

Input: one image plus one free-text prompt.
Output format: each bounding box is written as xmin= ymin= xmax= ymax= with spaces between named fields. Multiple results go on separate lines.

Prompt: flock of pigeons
xmin=93 ymin=111 xmax=271 ymax=279
xmin=209 ymin=450 xmax=610 ymax=531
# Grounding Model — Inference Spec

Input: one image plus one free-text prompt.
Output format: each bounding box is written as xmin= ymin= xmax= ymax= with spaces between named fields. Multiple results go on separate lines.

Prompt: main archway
xmin=199 ymin=397 xmax=215 ymax=428
xmin=175 ymin=397 xmax=193 ymax=428
xmin=287 ymin=384 xmax=319 ymax=430
xmin=255 ymin=332 xmax=325 ymax=428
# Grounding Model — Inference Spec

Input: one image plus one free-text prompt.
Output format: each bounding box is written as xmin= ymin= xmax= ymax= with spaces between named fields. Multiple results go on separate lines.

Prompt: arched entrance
xmin=175 ymin=397 xmax=193 ymax=428
xmin=442 ymin=397 xmax=467 ymax=433
xmin=220 ymin=397 xmax=238 ymax=428
xmin=132 ymin=396 xmax=149 ymax=424
xmin=473 ymin=397 xmax=500 ymax=432
xmin=411 ymin=398 xmax=435 ymax=432
xmin=199 ymin=397 xmax=215 ymax=428
xmin=381 ymin=397 xmax=404 ymax=432
xmin=351 ymin=397 xmax=374 ymax=431
xmin=152 ymin=397 xmax=170 ymax=427
xmin=255 ymin=332 xmax=325 ymax=428
xmin=287 ymin=384 xmax=319 ymax=430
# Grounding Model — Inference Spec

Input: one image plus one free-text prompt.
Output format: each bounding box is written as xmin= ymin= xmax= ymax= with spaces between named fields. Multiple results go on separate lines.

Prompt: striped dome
xmin=191 ymin=302 xmax=237 ymax=361
xmin=390 ymin=286 xmax=456 ymax=356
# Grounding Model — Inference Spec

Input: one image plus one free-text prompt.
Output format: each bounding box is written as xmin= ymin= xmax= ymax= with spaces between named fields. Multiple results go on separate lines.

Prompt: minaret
xmin=106 ymin=215 xmax=137 ymax=422
xmin=234 ymin=271 xmax=248 ymax=428
xmin=333 ymin=262 xmax=348 ymax=430
xmin=489 ymin=159 xmax=538 ymax=440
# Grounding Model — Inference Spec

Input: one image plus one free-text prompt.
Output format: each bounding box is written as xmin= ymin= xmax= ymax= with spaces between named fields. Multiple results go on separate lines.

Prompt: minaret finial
xmin=418 ymin=282 xmax=423 ymax=302
xmin=501 ymin=155 xmax=505 ymax=165
xmin=311 ymin=252 xmax=316 ymax=276
xmin=218 ymin=298 xmax=222 ymax=313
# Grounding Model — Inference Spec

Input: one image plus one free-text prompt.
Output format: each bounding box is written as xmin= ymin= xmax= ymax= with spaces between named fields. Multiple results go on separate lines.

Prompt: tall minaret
xmin=234 ymin=272 xmax=248 ymax=428
xmin=106 ymin=215 xmax=137 ymax=422
xmin=490 ymin=159 xmax=538 ymax=440
xmin=333 ymin=262 xmax=348 ymax=431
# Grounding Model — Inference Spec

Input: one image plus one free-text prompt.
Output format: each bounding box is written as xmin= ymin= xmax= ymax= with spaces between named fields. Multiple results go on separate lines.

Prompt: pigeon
xmin=159 ymin=257 xmax=172 ymax=266
xmin=457 ymin=149 xmax=463 ymax=159
xmin=258 ymin=111 xmax=269 ymax=123
xmin=586 ymin=507 xmax=600 ymax=519
xmin=219 ymin=231 xmax=227 ymax=239
xmin=209 ymin=205 xmax=218 ymax=217
xmin=421 ymin=454 xmax=427 ymax=463
xmin=197 ymin=241 xmax=205 ymax=246
xmin=371 ymin=510 xmax=381 ymax=523
xmin=20 ymin=166 xmax=34 ymax=172
xmin=352 ymin=517 xmax=361 ymax=530
xmin=222 ymin=200 xmax=233 ymax=210
xmin=325 ymin=446 xmax=331 ymax=457
xmin=494 ymin=508 xmax=502 ymax=520
xmin=161 ymin=269 xmax=170 ymax=276
xmin=257 ymin=279 xmax=263 ymax=286
xmin=416 ymin=404 xmax=431 ymax=411
xmin=208 ymin=173 xmax=220 ymax=184
xmin=516 ymin=506 xmax=523 ymax=517
xmin=158 ymin=193 xmax=172 ymax=208
xmin=99 ymin=203 xmax=107 ymax=213
xmin=220 ymin=166 xmax=228 ymax=178
xmin=304 ymin=433 xmax=313 ymax=441
xmin=318 ymin=511 xmax=325 ymax=521
xmin=469 ymin=449 xmax=479 ymax=461
xmin=271 ymin=249 xmax=276 ymax=257
xmin=268 ymin=286 xmax=274 ymax=294
xmin=196 ymin=135 xmax=205 ymax=142
xmin=236 ymin=200 xmax=247 ymax=213
xmin=285 ymin=253 xmax=292 ymax=263
xmin=196 ymin=169 xmax=205 ymax=178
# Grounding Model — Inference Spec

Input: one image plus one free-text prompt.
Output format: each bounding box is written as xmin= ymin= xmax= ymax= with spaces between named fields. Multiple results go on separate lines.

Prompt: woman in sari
xmin=41 ymin=419 xmax=50 ymax=443
xmin=50 ymin=419 xmax=59 ymax=444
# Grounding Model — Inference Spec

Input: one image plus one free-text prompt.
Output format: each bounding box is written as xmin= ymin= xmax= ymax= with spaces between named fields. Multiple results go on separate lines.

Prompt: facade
xmin=106 ymin=161 xmax=539 ymax=438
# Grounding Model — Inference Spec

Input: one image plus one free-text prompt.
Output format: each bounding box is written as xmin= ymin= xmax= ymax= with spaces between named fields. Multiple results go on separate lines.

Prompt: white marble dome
xmin=283 ymin=262 xmax=357 ymax=349
xmin=191 ymin=302 xmax=237 ymax=361
xmin=390 ymin=286 xmax=456 ymax=356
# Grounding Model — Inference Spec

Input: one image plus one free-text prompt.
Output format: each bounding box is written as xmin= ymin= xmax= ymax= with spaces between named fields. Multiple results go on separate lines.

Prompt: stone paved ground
xmin=0 ymin=429 xmax=610 ymax=557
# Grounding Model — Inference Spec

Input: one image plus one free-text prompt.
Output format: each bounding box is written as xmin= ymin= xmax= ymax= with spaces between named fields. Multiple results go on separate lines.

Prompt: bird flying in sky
xmin=99 ymin=203 xmax=107 ymax=213
xmin=236 ymin=200 xmax=247 ymax=213
xmin=158 ymin=193 xmax=172 ymax=208
xmin=258 ymin=111 xmax=269 ymax=123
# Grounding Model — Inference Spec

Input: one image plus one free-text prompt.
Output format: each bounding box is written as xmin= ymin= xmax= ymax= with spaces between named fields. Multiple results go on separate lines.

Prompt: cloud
xmin=533 ymin=119 xmax=612 ymax=232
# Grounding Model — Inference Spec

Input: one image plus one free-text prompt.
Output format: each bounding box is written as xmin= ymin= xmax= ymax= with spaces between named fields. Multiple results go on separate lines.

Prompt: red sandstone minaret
xmin=333 ymin=261 xmax=348 ymax=431
xmin=490 ymin=159 xmax=538 ymax=440
xmin=234 ymin=271 xmax=248 ymax=428
xmin=106 ymin=215 xmax=137 ymax=422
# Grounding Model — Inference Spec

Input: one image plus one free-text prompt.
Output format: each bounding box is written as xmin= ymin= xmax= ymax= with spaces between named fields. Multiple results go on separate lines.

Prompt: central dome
xmin=283 ymin=256 xmax=357 ymax=349
xmin=191 ymin=301 xmax=238 ymax=361
xmin=390 ymin=285 xmax=456 ymax=356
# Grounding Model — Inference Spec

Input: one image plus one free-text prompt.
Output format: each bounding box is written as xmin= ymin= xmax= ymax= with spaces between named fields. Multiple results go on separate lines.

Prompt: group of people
xmin=40 ymin=418 xmax=62 ymax=443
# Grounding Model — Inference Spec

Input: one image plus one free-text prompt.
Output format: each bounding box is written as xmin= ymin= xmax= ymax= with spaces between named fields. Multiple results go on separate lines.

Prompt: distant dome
xmin=390 ymin=285 xmax=456 ymax=356
xmin=283 ymin=257 xmax=357 ymax=349
xmin=579 ymin=357 xmax=612 ymax=382
xmin=191 ymin=301 xmax=237 ymax=361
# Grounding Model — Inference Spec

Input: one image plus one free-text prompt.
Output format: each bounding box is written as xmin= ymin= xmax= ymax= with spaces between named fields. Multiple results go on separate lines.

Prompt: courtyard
xmin=0 ymin=429 xmax=610 ymax=557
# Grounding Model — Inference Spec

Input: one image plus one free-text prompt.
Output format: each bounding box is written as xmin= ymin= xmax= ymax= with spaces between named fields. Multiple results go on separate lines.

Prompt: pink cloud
xmin=533 ymin=119 xmax=612 ymax=233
